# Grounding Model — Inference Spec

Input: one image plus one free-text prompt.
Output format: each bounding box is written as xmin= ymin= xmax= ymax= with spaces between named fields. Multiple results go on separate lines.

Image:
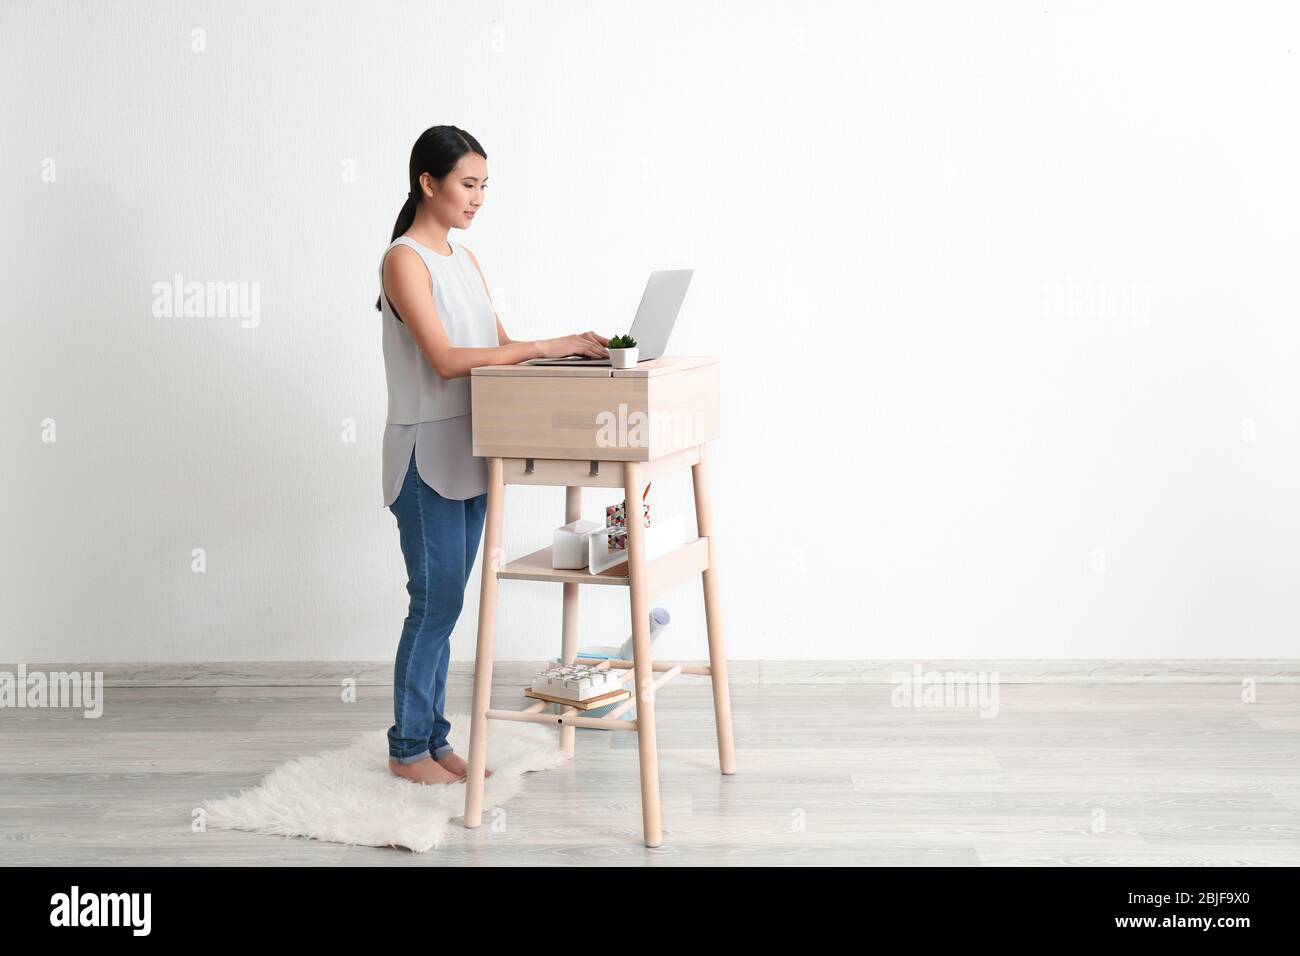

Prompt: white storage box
xmin=587 ymin=514 xmax=685 ymax=575
xmin=551 ymin=519 xmax=604 ymax=569
xmin=531 ymin=664 xmax=624 ymax=701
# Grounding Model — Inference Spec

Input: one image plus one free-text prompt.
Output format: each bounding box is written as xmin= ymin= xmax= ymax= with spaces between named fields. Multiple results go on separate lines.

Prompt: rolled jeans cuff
xmin=432 ymin=743 xmax=455 ymax=759
xmin=391 ymin=748 xmax=431 ymax=765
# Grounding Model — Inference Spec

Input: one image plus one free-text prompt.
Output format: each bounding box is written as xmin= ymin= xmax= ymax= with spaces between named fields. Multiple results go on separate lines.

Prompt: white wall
xmin=3 ymin=0 xmax=1298 ymax=663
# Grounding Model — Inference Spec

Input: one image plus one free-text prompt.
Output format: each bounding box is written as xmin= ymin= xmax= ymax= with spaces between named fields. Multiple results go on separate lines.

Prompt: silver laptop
xmin=524 ymin=269 xmax=693 ymax=366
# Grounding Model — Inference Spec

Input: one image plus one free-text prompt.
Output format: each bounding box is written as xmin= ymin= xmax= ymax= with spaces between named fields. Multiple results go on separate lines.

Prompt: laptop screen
xmin=626 ymin=269 xmax=693 ymax=360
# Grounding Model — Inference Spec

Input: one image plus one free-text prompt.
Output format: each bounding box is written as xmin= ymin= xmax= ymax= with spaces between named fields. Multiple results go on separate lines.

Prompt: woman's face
xmin=421 ymin=152 xmax=487 ymax=230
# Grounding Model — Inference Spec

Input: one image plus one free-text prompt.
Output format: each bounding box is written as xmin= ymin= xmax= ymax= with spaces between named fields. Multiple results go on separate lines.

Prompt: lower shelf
xmin=498 ymin=536 xmax=710 ymax=595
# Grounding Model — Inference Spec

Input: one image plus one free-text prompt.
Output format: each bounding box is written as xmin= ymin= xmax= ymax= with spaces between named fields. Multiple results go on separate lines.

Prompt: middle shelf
xmin=497 ymin=536 xmax=710 ymax=595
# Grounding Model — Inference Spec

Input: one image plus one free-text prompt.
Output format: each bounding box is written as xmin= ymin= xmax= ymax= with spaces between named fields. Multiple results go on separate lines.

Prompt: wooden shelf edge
xmin=498 ymin=536 xmax=710 ymax=591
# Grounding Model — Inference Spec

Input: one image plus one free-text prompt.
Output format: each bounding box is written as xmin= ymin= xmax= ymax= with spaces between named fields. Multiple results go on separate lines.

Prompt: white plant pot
xmin=608 ymin=346 xmax=639 ymax=369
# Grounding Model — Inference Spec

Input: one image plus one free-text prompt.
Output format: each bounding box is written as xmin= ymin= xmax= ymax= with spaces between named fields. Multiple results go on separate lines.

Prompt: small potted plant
xmin=607 ymin=333 xmax=639 ymax=368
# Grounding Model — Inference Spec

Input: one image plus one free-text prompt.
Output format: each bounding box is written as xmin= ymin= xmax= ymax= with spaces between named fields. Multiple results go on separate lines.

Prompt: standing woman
xmin=376 ymin=125 xmax=608 ymax=786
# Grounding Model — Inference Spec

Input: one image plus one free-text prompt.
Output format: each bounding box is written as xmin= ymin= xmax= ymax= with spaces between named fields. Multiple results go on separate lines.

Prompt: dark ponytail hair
xmin=375 ymin=125 xmax=488 ymax=310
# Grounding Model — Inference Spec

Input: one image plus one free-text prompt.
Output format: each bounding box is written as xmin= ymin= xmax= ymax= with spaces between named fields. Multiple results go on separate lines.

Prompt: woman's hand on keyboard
xmin=540 ymin=331 xmax=610 ymax=359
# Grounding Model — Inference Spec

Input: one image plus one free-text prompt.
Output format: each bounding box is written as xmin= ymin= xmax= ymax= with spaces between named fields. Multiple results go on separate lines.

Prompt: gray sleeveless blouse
xmin=378 ymin=236 xmax=498 ymax=506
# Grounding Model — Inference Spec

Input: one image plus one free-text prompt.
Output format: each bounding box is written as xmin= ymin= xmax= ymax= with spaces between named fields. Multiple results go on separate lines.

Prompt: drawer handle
xmin=524 ymin=458 xmax=535 ymax=474
xmin=588 ymin=460 xmax=600 ymax=477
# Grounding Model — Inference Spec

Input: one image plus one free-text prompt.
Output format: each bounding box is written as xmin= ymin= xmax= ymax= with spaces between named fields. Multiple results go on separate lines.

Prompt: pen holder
xmin=605 ymin=483 xmax=651 ymax=552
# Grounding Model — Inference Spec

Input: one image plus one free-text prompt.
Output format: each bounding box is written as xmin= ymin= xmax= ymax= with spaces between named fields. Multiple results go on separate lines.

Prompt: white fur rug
xmin=201 ymin=712 xmax=567 ymax=853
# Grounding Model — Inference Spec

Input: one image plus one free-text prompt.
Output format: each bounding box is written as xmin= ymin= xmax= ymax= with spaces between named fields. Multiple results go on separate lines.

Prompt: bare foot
xmin=435 ymin=751 xmax=492 ymax=779
xmin=388 ymin=756 xmax=464 ymax=786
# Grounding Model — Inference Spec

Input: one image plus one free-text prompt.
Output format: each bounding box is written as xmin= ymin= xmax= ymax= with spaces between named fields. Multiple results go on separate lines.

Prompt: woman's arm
xmin=383 ymin=245 xmax=608 ymax=379
xmin=383 ymin=245 xmax=536 ymax=375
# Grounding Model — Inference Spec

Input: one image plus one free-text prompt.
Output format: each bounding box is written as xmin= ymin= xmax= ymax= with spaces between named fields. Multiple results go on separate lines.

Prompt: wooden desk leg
xmin=623 ymin=461 xmax=663 ymax=847
xmin=465 ymin=456 xmax=505 ymax=829
xmin=559 ymin=486 xmax=582 ymax=757
xmin=692 ymin=443 xmax=736 ymax=775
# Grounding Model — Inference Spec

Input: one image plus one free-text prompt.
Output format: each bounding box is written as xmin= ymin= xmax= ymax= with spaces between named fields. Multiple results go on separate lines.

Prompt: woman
xmin=376 ymin=125 xmax=608 ymax=786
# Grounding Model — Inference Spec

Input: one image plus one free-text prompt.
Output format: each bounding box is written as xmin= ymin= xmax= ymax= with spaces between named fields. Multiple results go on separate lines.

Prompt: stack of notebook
xmin=524 ymin=663 xmax=631 ymax=710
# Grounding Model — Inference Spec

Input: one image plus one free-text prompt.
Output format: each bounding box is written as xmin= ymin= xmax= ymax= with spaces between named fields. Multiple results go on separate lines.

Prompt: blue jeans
xmin=386 ymin=448 xmax=488 ymax=765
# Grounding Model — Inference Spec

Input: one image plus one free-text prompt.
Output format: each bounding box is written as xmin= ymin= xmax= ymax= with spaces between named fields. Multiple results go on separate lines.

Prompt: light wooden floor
xmin=3 ymin=675 xmax=1299 ymax=865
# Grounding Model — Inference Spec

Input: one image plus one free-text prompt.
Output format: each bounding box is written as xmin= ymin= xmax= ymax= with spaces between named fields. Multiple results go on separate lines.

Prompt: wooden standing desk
xmin=462 ymin=356 xmax=735 ymax=847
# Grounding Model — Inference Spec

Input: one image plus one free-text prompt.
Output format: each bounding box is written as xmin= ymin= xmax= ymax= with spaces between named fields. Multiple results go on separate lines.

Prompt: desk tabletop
xmin=471 ymin=355 xmax=717 ymax=379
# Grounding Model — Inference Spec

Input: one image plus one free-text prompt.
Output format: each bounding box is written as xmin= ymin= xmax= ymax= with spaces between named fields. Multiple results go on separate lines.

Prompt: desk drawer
xmin=501 ymin=457 xmax=624 ymax=488
xmin=498 ymin=445 xmax=703 ymax=488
